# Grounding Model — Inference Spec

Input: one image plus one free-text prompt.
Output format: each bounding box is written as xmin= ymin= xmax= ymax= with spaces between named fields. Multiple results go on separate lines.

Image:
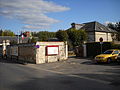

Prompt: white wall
xmin=95 ymin=32 xmax=112 ymax=42
xmin=107 ymin=33 xmax=112 ymax=41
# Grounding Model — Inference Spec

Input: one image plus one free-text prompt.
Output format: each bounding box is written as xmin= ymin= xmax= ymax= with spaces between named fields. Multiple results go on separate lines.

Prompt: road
xmin=0 ymin=58 xmax=120 ymax=90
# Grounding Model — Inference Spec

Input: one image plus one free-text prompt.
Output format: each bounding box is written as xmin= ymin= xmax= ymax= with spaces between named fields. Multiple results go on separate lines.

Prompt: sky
xmin=0 ymin=0 xmax=120 ymax=34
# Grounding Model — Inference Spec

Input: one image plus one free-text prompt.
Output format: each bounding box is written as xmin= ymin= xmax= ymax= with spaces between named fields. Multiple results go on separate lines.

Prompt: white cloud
xmin=23 ymin=25 xmax=50 ymax=29
xmin=0 ymin=0 xmax=70 ymax=30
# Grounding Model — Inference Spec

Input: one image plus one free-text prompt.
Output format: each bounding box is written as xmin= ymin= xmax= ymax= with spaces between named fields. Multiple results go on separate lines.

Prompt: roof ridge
xmin=83 ymin=21 xmax=97 ymax=24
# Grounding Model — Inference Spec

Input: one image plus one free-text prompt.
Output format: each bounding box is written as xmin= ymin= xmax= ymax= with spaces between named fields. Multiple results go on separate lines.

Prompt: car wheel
xmin=107 ymin=58 xmax=111 ymax=63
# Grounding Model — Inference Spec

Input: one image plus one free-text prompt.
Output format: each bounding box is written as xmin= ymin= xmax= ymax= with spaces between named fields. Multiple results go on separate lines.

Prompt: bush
xmin=86 ymin=42 xmax=120 ymax=57
xmin=86 ymin=42 xmax=112 ymax=57
xmin=111 ymin=43 xmax=120 ymax=49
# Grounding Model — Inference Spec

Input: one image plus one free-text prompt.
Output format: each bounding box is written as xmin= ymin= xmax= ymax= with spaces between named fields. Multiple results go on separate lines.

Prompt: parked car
xmin=94 ymin=49 xmax=120 ymax=63
xmin=117 ymin=53 xmax=120 ymax=63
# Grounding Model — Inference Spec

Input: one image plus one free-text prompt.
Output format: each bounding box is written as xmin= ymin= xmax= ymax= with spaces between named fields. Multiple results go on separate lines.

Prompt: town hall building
xmin=70 ymin=21 xmax=117 ymax=42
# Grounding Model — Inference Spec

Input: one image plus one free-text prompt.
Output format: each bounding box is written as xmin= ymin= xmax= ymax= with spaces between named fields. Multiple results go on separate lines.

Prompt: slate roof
xmin=79 ymin=21 xmax=117 ymax=33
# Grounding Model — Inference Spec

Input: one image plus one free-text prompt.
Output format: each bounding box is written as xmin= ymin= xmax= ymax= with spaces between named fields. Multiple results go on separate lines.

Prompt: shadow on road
xmin=75 ymin=61 xmax=120 ymax=87
xmin=74 ymin=73 xmax=120 ymax=87
xmin=10 ymin=75 xmax=118 ymax=90
xmin=81 ymin=60 xmax=120 ymax=66
xmin=0 ymin=58 xmax=27 ymax=65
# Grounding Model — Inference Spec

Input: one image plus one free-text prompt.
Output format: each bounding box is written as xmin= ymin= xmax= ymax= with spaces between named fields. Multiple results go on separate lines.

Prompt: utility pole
xmin=17 ymin=31 xmax=19 ymax=44
xmin=99 ymin=37 xmax=103 ymax=54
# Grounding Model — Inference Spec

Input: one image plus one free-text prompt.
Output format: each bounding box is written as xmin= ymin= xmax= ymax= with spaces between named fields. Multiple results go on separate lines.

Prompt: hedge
xmin=86 ymin=42 xmax=120 ymax=58
xmin=111 ymin=43 xmax=120 ymax=49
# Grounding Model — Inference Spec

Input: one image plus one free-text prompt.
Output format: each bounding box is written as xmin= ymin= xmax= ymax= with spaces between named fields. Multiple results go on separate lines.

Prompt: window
xmin=119 ymin=53 xmax=120 ymax=55
xmin=113 ymin=51 xmax=119 ymax=54
xmin=103 ymin=51 xmax=113 ymax=54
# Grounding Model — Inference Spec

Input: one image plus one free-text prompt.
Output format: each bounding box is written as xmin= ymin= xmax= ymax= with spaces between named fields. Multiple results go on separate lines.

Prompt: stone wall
xmin=5 ymin=42 xmax=68 ymax=64
xmin=35 ymin=42 xmax=68 ymax=64
xmin=18 ymin=46 xmax=36 ymax=63
xmin=6 ymin=44 xmax=36 ymax=63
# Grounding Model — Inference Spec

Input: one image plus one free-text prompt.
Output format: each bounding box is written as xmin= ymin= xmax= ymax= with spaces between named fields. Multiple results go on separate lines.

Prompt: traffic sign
xmin=99 ymin=37 xmax=103 ymax=42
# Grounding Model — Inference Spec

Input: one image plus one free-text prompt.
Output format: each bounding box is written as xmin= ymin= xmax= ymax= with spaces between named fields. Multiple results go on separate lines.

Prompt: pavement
xmin=0 ymin=57 xmax=120 ymax=90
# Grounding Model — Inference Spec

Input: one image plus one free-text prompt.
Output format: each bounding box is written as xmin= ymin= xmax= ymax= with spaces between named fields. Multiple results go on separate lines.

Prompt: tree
xmin=67 ymin=28 xmax=87 ymax=46
xmin=71 ymin=30 xmax=87 ymax=46
xmin=107 ymin=23 xmax=116 ymax=30
xmin=56 ymin=30 xmax=68 ymax=41
xmin=30 ymin=37 xmax=38 ymax=43
xmin=115 ymin=22 xmax=120 ymax=32
xmin=38 ymin=31 xmax=48 ymax=41
xmin=0 ymin=30 xmax=15 ymax=36
xmin=0 ymin=30 xmax=3 ymax=36
xmin=107 ymin=22 xmax=120 ymax=41
xmin=56 ymin=30 xmax=74 ymax=50
xmin=79 ymin=30 xmax=87 ymax=43
xmin=116 ymin=22 xmax=120 ymax=41
xmin=32 ymin=31 xmax=56 ymax=41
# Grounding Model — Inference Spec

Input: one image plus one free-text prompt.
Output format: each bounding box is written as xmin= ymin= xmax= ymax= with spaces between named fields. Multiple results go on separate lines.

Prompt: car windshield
xmin=103 ymin=51 xmax=113 ymax=54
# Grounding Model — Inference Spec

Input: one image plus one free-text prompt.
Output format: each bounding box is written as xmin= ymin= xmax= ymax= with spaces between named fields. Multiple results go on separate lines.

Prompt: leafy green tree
xmin=38 ymin=31 xmax=48 ymax=41
xmin=67 ymin=28 xmax=87 ymax=46
xmin=107 ymin=22 xmax=120 ymax=41
xmin=0 ymin=30 xmax=15 ymax=36
xmin=32 ymin=31 xmax=56 ymax=41
xmin=115 ymin=22 xmax=120 ymax=41
xmin=79 ymin=30 xmax=87 ymax=43
xmin=107 ymin=23 xmax=116 ymax=30
xmin=30 ymin=37 xmax=38 ymax=43
xmin=116 ymin=22 xmax=120 ymax=31
xmin=0 ymin=30 xmax=2 ymax=36
xmin=56 ymin=30 xmax=74 ymax=50
xmin=56 ymin=30 xmax=68 ymax=41
xmin=67 ymin=28 xmax=76 ymax=39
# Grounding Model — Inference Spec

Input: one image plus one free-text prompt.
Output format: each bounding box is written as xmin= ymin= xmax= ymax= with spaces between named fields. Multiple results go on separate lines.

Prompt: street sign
xmin=99 ymin=37 xmax=103 ymax=42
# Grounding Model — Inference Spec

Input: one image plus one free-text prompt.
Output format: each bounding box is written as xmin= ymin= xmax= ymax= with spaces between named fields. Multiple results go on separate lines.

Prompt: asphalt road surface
xmin=0 ymin=58 xmax=120 ymax=90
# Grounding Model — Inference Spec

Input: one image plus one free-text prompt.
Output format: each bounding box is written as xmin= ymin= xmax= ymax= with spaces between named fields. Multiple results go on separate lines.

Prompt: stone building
xmin=6 ymin=41 xmax=68 ymax=64
xmin=71 ymin=21 xmax=117 ymax=42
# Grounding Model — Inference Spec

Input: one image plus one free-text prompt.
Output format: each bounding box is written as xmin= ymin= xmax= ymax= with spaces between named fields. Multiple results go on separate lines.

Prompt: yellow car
xmin=94 ymin=49 xmax=120 ymax=63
